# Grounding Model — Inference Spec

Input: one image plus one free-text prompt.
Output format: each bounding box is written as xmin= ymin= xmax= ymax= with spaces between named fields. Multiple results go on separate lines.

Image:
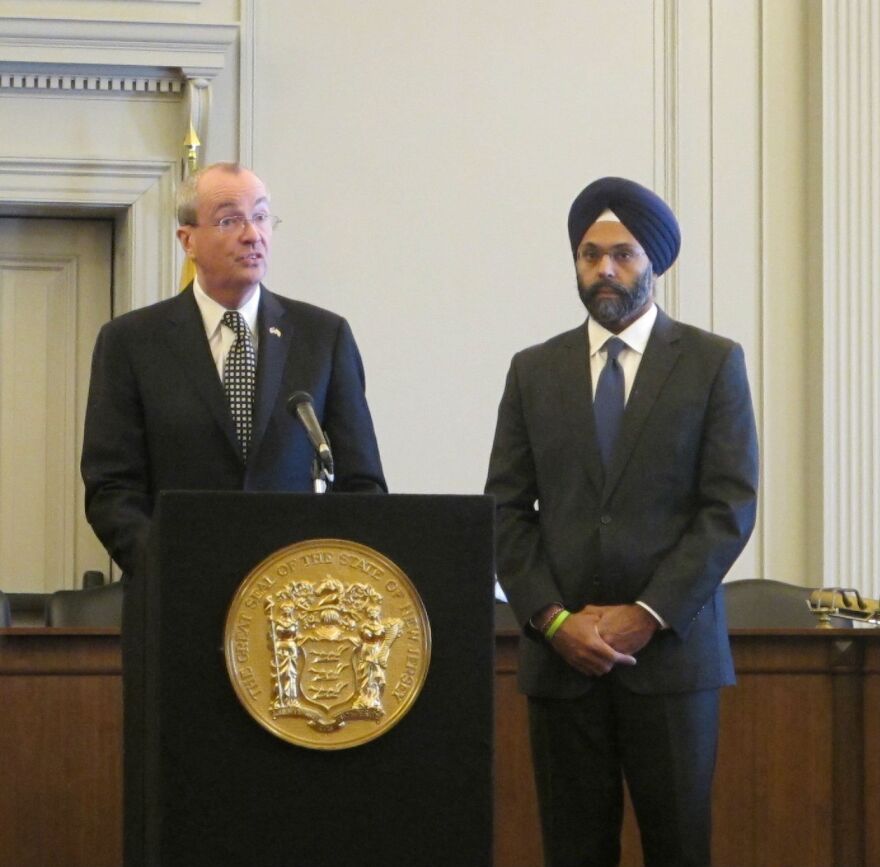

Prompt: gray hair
xmin=176 ymin=161 xmax=263 ymax=226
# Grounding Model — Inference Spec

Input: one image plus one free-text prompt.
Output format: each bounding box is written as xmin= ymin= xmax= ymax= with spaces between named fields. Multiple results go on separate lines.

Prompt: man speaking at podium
xmin=81 ymin=161 xmax=386 ymax=578
xmin=486 ymin=177 xmax=758 ymax=867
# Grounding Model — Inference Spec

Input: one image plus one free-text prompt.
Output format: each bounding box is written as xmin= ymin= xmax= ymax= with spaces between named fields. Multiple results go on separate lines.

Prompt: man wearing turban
xmin=486 ymin=177 xmax=759 ymax=866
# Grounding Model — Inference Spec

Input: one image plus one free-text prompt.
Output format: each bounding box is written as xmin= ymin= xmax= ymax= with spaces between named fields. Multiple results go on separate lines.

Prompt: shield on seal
xmin=299 ymin=639 xmax=357 ymax=714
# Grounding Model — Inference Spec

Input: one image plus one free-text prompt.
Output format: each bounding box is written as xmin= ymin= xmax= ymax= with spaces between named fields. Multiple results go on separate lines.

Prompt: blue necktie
xmin=593 ymin=337 xmax=626 ymax=467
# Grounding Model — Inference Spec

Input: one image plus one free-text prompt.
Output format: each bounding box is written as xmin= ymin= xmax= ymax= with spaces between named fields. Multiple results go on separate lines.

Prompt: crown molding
xmin=0 ymin=17 xmax=238 ymax=79
xmin=0 ymin=66 xmax=183 ymax=95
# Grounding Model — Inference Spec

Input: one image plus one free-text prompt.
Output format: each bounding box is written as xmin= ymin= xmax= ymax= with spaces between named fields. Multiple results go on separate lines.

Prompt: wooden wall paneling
xmin=862 ymin=640 xmax=880 ymax=867
xmin=0 ymin=630 xmax=122 ymax=867
xmin=713 ymin=670 xmax=759 ymax=865
xmin=830 ymin=638 xmax=867 ymax=867
xmin=493 ymin=631 xmax=543 ymax=867
xmin=494 ymin=630 xmax=880 ymax=867
xmin=2 ymin=628 xmax=878 ymax=867
xmin=751 ymin=659 xmax=833 ymax=866
xmin=618 ymin=791 xmax=643 ymax=866
xmin=494 ymin=632 xmax=644 ymax=867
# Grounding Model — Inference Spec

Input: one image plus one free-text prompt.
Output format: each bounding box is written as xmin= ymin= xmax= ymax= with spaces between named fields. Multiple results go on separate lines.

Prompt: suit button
xmin=600 ymin=515 xmax=612 ymax=525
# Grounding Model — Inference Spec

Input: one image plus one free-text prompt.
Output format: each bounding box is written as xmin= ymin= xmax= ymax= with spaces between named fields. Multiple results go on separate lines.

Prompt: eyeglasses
xmin=200 ymin=214 xmax=282 ymax=233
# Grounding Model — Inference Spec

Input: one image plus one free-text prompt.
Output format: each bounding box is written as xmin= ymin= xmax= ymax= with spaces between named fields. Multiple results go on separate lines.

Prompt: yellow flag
xmin=179 ymin=255 xmax=197 ymax=291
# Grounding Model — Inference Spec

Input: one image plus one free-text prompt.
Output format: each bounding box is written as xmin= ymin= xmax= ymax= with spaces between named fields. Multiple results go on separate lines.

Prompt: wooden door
xmin=0 ymin=217 xmax=112 ymax=590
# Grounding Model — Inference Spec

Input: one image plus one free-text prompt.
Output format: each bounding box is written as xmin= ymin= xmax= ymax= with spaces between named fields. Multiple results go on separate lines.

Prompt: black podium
xmin=124 ymin=492 xmax=495 ymax=867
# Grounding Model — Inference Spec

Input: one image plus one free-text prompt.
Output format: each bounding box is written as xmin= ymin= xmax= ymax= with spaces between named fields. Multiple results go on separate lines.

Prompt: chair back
xmin=47 ymin=582 xmax=123 ymax=628
xmin=724 ymin=578 xmax=851 ymax=629
xmin=5 ymin=592 xmax=49 ymax=626
xmin=0 ymin=590 xmax=9 ymax=627
xmin=82 ymin=570 xmax=107 ymax=589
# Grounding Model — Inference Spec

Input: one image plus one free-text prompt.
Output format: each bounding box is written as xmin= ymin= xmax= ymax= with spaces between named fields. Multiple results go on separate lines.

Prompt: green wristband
xmin=544 ymin=609 xmax=571 ymax=641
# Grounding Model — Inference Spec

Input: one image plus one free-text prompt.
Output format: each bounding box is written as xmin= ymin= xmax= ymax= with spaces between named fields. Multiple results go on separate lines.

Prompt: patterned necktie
xmin=593 ymin=336 xmax=626 ymax=467
xmin=222 ymin=310 xmax=256 ymax=459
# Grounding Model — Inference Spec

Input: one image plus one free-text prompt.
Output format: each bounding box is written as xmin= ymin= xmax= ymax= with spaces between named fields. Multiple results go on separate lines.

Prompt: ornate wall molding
xmin=0 ymin=156 xmax=171 ymax=197
xmin=0 ymin=14 xmax=241 ymax=306
xmin=822 ymin=0 xmax=880 ymax=598
xmin=0 ymin=157 xmax=179 ymax=312
xmin=653 ymin=0 xmax=680 ymax=318
xmin=185 ymin=76 xmax=211 ymax=156
xmin=0 ymin=67 xmax=183 ymax=95
xmin=0 ymin=17 xmax=237 ymax=79
xmin=238 ymin=0 xmax=255 ymax=165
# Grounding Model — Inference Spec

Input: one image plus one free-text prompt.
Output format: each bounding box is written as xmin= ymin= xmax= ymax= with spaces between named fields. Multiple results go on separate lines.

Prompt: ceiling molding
xmin=0 ymin=69 xmax=183 ymax=95
xmin=0 ymin=17 xmax=238 ymax=79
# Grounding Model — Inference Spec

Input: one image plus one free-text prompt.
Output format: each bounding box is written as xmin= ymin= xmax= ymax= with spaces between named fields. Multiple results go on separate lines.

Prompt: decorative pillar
xmin=177 ymin=76 xmax=209 ymax=290
xmin=183 ymin=75 xmax=211 ymax=159
xmin=823 ymin=0 xmax=880 ymax=598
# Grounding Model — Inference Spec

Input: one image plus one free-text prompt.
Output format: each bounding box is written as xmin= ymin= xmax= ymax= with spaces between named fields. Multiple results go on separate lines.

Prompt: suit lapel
xmin=555 ymin=323 xmax=604 ymax=495
xmin=602 ymin=307 xmax=682 ymax=499
xmin=250 ymin=288 xmax=292 ymax=462
xmin=165 ymin=287 xmax=241 ymax=458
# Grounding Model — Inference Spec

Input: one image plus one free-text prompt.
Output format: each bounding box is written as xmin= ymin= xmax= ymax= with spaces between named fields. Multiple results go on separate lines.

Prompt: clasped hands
xmin=549 ymin=604 xmax=658 ymax=677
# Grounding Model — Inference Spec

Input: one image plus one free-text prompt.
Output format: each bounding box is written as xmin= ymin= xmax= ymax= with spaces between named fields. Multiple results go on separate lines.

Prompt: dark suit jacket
xmin=81 ymin=285 xmax=386 ymax=576
xmin=485 ymin=308 xmax=758 ymax=698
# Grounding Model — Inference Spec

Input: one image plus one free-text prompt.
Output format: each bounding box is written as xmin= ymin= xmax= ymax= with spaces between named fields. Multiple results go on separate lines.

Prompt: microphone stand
xmin=287 ymin=390 xmax=335 ymax=493
xmin=311 ymin=458 xmax=334 ymax=494
xmin=310 ymin=437 xmax=335 ymax=494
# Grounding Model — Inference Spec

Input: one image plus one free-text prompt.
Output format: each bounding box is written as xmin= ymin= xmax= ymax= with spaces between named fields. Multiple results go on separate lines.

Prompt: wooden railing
xmin=1 ymin=626 xmax=878 ymax=867
xmin=496 ymin=626 xmax=880 ymax=867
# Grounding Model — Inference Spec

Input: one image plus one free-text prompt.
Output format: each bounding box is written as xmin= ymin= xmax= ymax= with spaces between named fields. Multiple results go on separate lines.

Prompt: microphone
xmin=286 ymin=391 xmax=334 ymax=475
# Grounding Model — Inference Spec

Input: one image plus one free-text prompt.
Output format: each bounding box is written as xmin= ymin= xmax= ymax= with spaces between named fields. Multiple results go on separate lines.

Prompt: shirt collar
xmin=588 ymin=302 xmax=657 ymax=357
xmin=192 ymin=277 xmax=261 ymax=338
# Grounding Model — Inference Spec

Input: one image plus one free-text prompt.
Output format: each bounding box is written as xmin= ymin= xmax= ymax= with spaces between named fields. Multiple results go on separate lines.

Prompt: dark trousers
xmin=528 ymin=677 xmax=720 ymax=867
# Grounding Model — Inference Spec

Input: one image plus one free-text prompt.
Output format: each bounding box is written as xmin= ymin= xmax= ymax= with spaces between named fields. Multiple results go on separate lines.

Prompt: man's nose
xmin=596 ymin=253 xmax=616 ymax=277
xmin=240 ymin=218 xmax=261 ymax=242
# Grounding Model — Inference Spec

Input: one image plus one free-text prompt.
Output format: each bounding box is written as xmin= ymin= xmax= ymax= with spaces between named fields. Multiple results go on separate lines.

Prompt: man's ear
xmin=177 ymin=225 xmax=195 ymax=257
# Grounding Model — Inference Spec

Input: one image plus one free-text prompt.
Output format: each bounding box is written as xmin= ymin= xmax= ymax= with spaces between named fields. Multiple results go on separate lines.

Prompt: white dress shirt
xmin=587 ymin=303 xmax=667 ymax=629
xmin=587 ymin=303 xmax=657 ymax=404
xmin=192 ymin=279 xmax=261 ymax=380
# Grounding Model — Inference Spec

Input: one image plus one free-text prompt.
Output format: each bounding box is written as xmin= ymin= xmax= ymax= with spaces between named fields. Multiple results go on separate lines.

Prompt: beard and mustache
xmin=577 ymin=263 xmax=654 ymax=329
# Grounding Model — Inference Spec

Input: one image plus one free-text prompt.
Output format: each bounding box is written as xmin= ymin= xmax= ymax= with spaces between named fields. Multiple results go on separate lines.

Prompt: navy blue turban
xmin=567 ymin=177 xmax=681 ymax=276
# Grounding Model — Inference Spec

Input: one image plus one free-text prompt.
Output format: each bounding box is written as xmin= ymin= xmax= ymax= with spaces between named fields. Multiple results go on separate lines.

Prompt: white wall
xmin=6 ymin=0 xmax=875 ymax=593
xmin=250 ymin=0 xmax=823 ymax=584
xmin=252 ymin=1 xmax=661 ymax=497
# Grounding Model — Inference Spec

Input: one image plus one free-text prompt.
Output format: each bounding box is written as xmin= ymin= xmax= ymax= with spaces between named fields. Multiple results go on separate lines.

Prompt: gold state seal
xmin=224 ymin=538 xmax=431 ymax=749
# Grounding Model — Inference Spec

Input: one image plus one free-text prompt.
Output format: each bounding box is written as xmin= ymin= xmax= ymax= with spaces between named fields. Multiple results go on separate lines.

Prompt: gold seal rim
xmin=224 ymin=537 xmax=432 ymax=750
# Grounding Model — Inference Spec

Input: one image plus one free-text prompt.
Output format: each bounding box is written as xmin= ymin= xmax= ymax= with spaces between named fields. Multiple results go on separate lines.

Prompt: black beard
xmin=577 ymin=264 xmax=654 ymax=329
